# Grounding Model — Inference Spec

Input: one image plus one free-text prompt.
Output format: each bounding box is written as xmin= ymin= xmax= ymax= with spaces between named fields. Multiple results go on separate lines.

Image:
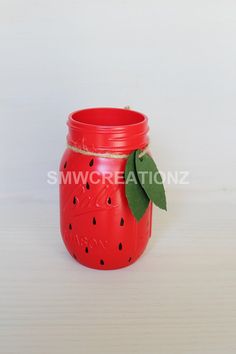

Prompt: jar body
xmin=59 ymin=108 xmax=152 ymax=270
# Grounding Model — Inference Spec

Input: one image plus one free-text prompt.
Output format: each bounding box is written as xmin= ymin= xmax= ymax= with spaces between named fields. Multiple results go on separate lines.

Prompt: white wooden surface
xmin=1 ymin=189 xmax=235 ymax=354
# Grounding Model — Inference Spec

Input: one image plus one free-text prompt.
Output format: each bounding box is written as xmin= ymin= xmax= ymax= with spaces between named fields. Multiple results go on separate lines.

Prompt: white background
xmin=0 ymin=1 xmax=235 ymax=353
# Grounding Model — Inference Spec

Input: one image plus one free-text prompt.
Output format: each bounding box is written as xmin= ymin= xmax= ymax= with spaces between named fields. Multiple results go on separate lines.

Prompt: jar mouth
xmin=67 ymin=107 xmax=149 ymax=154
xmin=69 ymin=107 xmax=146 ymax=128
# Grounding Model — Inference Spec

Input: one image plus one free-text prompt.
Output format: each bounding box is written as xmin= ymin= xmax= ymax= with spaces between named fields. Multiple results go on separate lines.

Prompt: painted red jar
xmin=59 ymin=107 xmax=152 ymax=270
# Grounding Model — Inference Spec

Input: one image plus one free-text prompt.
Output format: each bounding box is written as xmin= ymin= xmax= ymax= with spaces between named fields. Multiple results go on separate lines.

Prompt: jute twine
xmin=67 ymin=144 xmax=149 ymax=159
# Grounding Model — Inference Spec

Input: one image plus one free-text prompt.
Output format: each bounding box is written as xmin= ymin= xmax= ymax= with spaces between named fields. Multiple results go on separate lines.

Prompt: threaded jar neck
xmin=67 ymin=107 xmax=149 ymax=154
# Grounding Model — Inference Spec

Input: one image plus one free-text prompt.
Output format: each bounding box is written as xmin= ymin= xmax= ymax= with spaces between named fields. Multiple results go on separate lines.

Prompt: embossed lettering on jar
xmin=59 ymin=107 xmax=152 ymax=270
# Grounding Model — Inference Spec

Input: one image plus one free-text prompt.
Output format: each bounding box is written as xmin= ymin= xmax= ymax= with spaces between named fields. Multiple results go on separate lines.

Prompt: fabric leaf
xmin=135 ymin=150 xmax=167 ymax=211
xmin=124 ymin=151 xmax=150 ymax=221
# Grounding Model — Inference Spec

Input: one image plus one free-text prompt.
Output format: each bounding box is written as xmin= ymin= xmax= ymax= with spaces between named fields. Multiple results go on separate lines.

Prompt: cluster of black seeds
xmin=64 ymin=159 xmax=132 ymax=265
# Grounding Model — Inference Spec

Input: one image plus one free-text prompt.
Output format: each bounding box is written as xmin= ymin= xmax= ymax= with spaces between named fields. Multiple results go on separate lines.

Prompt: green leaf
xmin=125 ymin=151 xmax=150 ymax=221
xmin=135 ymin=150 xmax=167 ymax=211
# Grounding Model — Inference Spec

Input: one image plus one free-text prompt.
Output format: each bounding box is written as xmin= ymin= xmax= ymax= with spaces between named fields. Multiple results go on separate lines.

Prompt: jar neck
xmin=67 ymin=108 xmax=149 ymax=154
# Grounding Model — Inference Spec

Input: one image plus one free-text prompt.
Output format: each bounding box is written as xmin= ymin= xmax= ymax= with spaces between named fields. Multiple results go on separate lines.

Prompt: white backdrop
xmin=1 ymin=0 xmax=235 ymax=199
xmin=1 ymin=1 xmax=236 ymax=354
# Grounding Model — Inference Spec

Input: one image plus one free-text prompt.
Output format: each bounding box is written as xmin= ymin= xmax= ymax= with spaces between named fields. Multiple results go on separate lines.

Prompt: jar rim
xmin=68 ymin=107 xmax=147 ymax=130
xmin=67 ymin=107 xmax=149 ymax=154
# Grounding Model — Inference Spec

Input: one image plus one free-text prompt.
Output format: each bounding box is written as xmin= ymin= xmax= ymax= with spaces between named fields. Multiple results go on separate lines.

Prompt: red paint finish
xmin=59 ymin=108 xmax=152 ymax=270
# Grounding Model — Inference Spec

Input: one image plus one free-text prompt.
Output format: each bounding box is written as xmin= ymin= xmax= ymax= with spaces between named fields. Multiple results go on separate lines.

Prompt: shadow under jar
xmin=59 ymin=107 xmax=152 ymax=270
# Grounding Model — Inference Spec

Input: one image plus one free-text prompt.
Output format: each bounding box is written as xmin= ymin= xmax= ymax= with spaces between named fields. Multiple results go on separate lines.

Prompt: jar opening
xmin=70 ymin=107 xmax=145 ymax=127
xmin=67 ymin=107 xmax=149 ymax=154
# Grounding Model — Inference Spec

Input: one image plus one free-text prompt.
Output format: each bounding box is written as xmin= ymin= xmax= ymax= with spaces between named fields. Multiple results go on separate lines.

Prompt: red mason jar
xmin=59 ymin=107 xmax=152 ymax=270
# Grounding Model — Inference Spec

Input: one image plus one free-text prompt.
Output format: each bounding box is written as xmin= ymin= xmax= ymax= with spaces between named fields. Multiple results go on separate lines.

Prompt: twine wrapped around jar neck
xmin=67 ymin=143 xmax=149 ymax=159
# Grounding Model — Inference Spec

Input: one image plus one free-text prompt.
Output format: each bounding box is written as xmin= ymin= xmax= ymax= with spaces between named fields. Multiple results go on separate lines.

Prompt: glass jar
xmin=59 ymin=107 xmax=152 ymax=270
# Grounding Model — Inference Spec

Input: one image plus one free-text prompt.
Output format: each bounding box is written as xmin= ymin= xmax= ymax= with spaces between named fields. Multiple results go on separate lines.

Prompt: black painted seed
xmin=86 ymin=182 xmax=90 ymax=190
xmin=73 ymin=196 xmax=76 ymax=204
xmin=118 ymin=242 xmax=122 ymax=251
xmin=92 ymin=217 xmax=96 ymax=225
xmin=64 ymin=161 xmax=67 ymax=169
xmin=100 ymin=259 xmax=104 ymax=265
xmin=122 ymin=172 xmax=125 ymax=179
xmin=89 ymin=159 xmax=94 ymax=167
xmin=69 ymin=223 xmax=72 ymax=230
xmin=128 ymin=257 xmax=132 ymax=262
xmin=85 ymin=247 xmax=89 ymax=253
xmin=107 ymin=197 xmax=111 ymax=204
xmin=120 ymin=217 xmax=124 ymax=226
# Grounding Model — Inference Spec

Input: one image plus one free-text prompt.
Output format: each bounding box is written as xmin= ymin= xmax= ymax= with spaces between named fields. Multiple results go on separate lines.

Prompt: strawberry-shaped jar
xmin=60 ymin=107 xmax=152 ymax=270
